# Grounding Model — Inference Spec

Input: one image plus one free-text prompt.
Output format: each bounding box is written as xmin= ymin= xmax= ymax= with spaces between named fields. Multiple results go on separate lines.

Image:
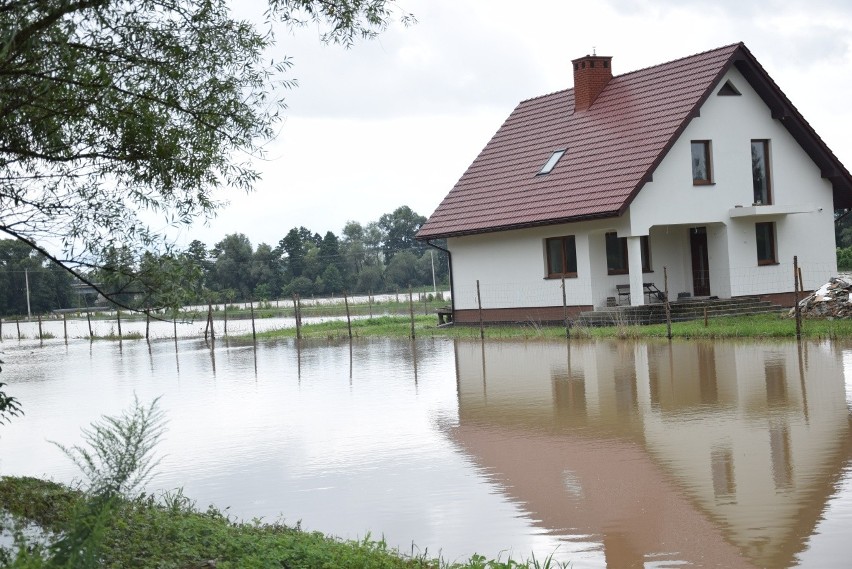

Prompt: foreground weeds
xmin=0 ymin=477 xmax=568 ymax=569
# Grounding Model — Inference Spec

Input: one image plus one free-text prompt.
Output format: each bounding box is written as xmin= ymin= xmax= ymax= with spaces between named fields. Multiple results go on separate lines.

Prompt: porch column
xmin=627 ymin=236 xmax=644 ymax=306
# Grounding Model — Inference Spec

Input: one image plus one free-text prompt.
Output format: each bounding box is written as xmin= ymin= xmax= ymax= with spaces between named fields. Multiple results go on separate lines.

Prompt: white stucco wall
xmin=448 ymin=217 xmax=631 ymax=310
xmin=628 ymin=67 xmax=837 ymax=295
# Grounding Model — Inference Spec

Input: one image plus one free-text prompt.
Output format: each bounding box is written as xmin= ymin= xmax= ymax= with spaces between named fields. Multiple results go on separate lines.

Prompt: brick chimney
xmin=572 ymin=54 xmax=612 ymax=112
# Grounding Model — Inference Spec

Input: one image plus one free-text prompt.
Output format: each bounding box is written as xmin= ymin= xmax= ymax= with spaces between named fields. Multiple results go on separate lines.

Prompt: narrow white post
xmin=25 ymin=268 xmax=32 ymax=319
xmin=430 ymin=250 xmax=437 ymax=296
xmin=627 ymin=236 xmax=644 ymax=306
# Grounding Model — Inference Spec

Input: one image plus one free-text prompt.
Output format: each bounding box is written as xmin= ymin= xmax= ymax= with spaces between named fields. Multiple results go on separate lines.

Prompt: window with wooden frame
xmin=640 ymin=236 xmax=652 ymax=272
xmin=605 ymin=234 xmax=651 ymax=275
xmin=751 ymin=140 xmax=772 ymax=205
xmin=691 ymin=140 xmax=713 ymax=185
xmin=755 ymin=222 xmax=777 ymax=265
xmin=545 ymin=236 xmax=577 ymax=278
xmin=606 ymin=232 xmax=628 ymax=274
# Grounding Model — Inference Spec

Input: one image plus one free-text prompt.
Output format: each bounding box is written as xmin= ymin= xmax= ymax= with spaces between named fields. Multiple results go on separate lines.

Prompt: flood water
xmin=1 ymin=335 xmax=851 ymax=568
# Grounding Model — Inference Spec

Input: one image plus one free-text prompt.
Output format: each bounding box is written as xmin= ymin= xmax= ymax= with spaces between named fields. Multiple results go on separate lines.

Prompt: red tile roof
xmin=417 ymin=43 xmax=852 ymax=240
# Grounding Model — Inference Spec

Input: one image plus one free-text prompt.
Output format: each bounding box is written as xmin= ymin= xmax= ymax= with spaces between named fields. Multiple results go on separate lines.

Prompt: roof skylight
xmin=538 ymin=149 xmax=566 ymax=175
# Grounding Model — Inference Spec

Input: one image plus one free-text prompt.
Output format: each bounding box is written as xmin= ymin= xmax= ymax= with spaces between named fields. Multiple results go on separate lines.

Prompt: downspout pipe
xmin=425 ymin=240 xmax=454 ymax=314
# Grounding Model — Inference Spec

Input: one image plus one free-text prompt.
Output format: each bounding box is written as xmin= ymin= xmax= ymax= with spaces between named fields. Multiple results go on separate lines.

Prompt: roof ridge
xmin=519 ymin=87 xmax=571 ymax=105
xmin=517 ymin=42 xmax=744 ymax=106
xmin=611 ymin=42 xmax=743 ymax=82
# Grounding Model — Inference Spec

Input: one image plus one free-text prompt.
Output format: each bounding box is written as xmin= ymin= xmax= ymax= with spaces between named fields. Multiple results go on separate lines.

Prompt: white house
xmin=416 ymin=43 xmax=852 ymax=324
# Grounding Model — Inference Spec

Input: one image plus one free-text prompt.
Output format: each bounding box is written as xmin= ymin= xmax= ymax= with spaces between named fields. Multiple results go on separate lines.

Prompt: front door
xmin=690 ymin=227 xmax=710 ymax=297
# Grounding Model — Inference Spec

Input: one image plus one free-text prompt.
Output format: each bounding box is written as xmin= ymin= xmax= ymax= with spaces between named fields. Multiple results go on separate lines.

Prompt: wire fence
xmin=0 ymin=257 xmax=839 ymax=342
xmin=453 ymin=260 xmax=837 ymax=312
xmin=0 ymin=290 xmax=453 ymax=342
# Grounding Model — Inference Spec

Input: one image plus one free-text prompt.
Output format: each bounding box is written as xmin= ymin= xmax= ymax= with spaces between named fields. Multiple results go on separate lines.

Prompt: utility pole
xmin=430 ymin=250 xmax=437 ymax=296
xmin=24 ymin=268 xmax=31 ymax=319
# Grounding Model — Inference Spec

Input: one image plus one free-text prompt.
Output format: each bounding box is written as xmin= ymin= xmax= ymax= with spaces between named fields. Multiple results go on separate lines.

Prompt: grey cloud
xmin=273 ymin=4 xmax=548 ymax=119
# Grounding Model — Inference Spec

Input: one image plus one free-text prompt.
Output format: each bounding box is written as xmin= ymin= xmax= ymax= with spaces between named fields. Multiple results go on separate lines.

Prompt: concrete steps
xmin=575 ymin=296 xmax=784 ymax=327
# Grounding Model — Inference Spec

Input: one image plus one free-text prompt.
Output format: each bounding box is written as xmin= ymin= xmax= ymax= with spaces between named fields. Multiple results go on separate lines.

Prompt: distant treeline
xmin=0 ymin=240 xmax=75 ymax=317
xmin=172 ymin=205 xmax=448 ymax=304
xmin=0 ymin=206 xmax=447 ymax=316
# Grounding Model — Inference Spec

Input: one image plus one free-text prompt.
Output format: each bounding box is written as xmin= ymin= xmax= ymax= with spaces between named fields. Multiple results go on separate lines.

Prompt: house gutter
xmin=425 ymin=240 xmax=454 ymax=315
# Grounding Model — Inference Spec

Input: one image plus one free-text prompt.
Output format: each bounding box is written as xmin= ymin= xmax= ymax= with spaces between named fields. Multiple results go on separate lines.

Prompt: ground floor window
xmin=755 ymin=222 xmax=777 ymax=265
xmin=545 ymin=236 xmax=577 ymax=278
xmin=606 ymin=233 xmax=651 ymax=274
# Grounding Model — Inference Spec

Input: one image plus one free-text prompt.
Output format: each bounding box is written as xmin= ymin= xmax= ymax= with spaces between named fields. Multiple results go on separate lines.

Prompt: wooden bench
xmin=436 ymin=307 xmax=453 ymax=325
xmin=616 ymin=283 xmax=665 ymax=304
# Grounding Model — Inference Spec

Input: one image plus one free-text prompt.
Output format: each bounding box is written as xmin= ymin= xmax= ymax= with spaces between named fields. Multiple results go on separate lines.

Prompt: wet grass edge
xmin=0 ymin=476 xmax=566 ymax=569
xmin=247 ymin=313 xmax=852 ymax=341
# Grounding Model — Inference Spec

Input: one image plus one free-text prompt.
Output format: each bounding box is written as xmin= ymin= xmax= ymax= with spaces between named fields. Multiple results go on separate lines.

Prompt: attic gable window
xmin=538 ymin=149 xmax=566 ymax=175
xmin=718 ymin=80 xmax=742 ymax=96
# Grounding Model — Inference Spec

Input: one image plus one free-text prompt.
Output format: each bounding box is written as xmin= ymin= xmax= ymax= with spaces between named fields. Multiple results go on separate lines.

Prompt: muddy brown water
xmin=1 ymin=336 xmax=850 ymax=568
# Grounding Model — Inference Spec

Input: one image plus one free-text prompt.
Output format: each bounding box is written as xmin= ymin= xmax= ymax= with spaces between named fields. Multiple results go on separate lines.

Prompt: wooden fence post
xmin=664 ymin=267 xmax=672 ymax=339
xmin=146 ymin=310 xmax=150 ymax=340
xmin=408 ymin=286 xmax=415 ymax=340
xmin=344 ymin=291 xmax=352 ymax=339
xmin=293 ymin=294 xmax=301 ymax=340
xmin=63 ymin=313 xmax=68 ymax=341
xmin=561 ymin=276 xmax=569 ymax=340
xmin=116 ymin=309 xmax=122 ymax=338
xmin=249 ymin=298 xmax=257 ymax=343
xmin=37 ymin=314 xmax=43 ymax=340
xmin=208 ymin=303 xmax=215 ymax=342
xmin=794 ymin=255 xmax=802 ymax=340
xmin=16 ymin=319 xmax=20 ymax=341
xmin=476 ymin=280 xmax=484 ymax=340
xmin=87 ymin=310 xmax=93 ymax=339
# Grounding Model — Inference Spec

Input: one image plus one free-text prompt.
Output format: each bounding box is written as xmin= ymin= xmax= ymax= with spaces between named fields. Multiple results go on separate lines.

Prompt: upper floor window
xmin=755 ymin=222 xmax=777 ymax=265
xmin=691 ymin=141 xmax=713 ymax=185
xmin=606 ymin=233 xmax=651 ymax=275
xmin=751 ymin=140 xmax=772 ymax=205
xmin=545 ymin=236 xmax=577 ymax=278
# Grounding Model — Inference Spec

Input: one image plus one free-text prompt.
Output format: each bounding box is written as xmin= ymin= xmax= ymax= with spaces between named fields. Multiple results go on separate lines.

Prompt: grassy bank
xmin=0 ymin=476 xmax=562 ymax=569
xmin=250 ymin=312 xmax=852 ymax=341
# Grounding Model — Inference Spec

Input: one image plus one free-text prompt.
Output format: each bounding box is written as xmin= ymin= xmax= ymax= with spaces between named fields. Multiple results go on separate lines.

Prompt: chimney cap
xmin=571 ymin=54 xmax=612 ymax=65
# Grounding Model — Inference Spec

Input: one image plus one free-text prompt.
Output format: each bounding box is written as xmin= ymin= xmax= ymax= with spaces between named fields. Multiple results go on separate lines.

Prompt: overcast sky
xmin=172 ymin=0 xmax=852 ymax=249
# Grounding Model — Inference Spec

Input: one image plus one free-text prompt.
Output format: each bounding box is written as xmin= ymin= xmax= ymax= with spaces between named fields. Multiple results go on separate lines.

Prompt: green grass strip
xmin=0 ymin=476 xmax=567 ymax=569
xmin=247 ymin=313 xmax=852 ymax=341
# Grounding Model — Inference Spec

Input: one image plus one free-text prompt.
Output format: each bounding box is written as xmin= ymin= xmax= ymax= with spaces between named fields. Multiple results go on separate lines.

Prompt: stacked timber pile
xmin=793 ymin=277 xmax=852 ymax=318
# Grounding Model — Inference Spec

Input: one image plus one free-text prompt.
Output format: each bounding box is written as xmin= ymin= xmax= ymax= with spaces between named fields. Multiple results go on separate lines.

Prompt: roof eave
xmin=415 ymin=210 xmax=622 ymax=241
xmin=734 ymin=55 xmax=852 ymax=207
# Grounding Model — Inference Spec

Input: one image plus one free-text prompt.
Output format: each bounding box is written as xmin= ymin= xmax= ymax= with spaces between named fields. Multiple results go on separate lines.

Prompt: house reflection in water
xmin=449 ymin=339 xmax=852 ymax=568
